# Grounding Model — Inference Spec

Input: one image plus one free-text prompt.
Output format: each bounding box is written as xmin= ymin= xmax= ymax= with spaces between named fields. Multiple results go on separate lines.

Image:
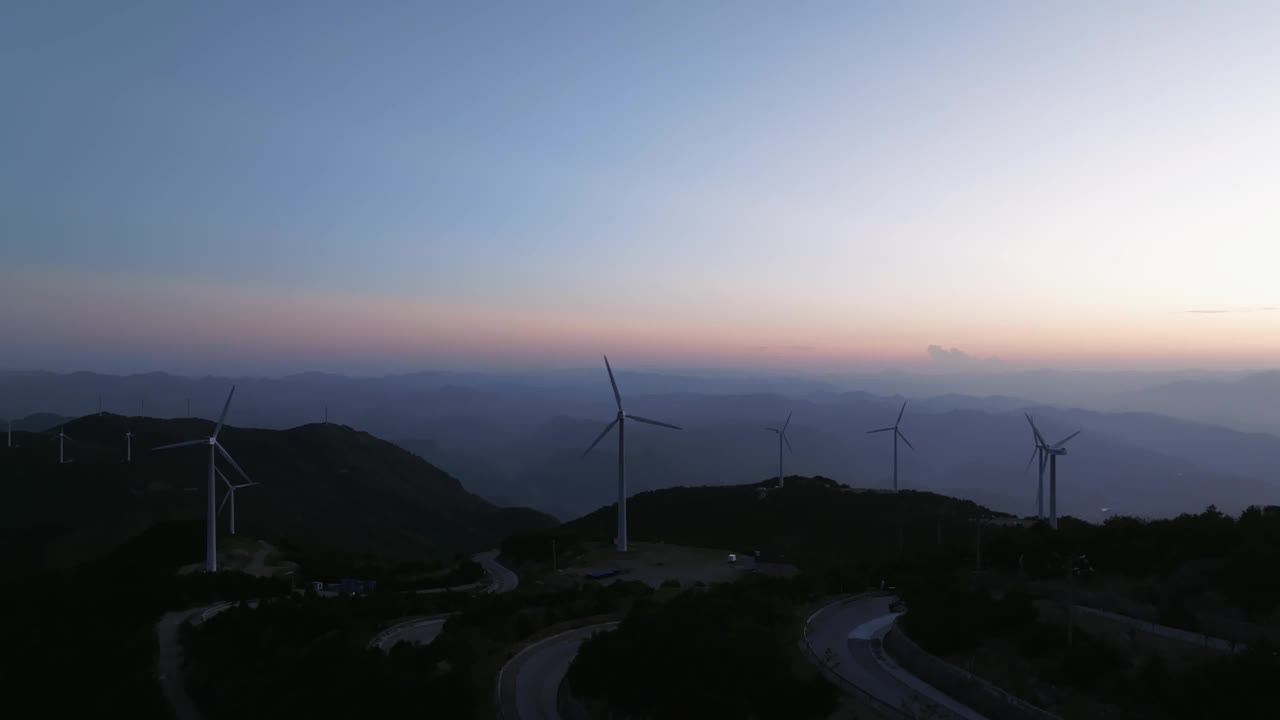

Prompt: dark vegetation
xmin=184 ymin=579 xmax=656 ymax=719
xmin=982 ymin=505 xmax=1280 ymax=625
xmin=505 ymin=476 xmax=1002 ymax=573
xmin=0 ymin=415 xmax=555 ymax=572
xmin=0 ymin=522 xmax=285 ymax=719
xmin=567 ymin=575 xmax=839 ymax=720
xmin=278 ymin=538 xmax=485 ymax=590
xmin=899 ymin=504 xmax=1280 ymax=719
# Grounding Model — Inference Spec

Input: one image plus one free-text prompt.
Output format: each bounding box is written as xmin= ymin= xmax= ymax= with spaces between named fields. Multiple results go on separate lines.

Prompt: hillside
xmin=0 ymin=414 xmax=556 ymax=573
xmin=520 ymin=477 xmax=1008 ymax=567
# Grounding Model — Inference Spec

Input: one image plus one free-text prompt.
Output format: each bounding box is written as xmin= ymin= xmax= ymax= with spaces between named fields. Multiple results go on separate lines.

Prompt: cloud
xmin=927 ymin=345 xmax=975 ymax=362
xmin=1179 ymin=307 xmax=1276 ymax=314
xmin=755 ymin=345 xmax=818 ymax=352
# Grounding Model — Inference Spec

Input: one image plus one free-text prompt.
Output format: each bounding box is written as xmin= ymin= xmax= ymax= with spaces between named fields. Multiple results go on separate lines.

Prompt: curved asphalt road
xmin=159 ymin=550 xmax=519 ymax=719
xmin=375 ymin=550 xmax=520 ymax=649
xmin=477 ymin=549 xmax=520 ymax=593
xmin=805 ymin=595 xmax=986 ymax=720
xmin=498 ymin=622 xmax=618 ymax=720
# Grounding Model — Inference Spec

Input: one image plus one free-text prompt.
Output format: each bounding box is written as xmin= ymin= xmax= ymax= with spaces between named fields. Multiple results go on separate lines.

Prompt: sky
xmin=3 ymin=2 xmax=1279 ymax=375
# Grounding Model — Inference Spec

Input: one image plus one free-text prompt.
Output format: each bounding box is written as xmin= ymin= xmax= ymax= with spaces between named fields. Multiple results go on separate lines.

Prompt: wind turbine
xmin=1025 ymin=415 xmax=1080 ymax=530
xmin=1023 ymin=413 xmax=1048 ymax=520
xmin=582 ymin=356 xmax=681 ymax=553
xmin=217 ymin=467 xmax=258 ymax=536
xmin=54 ymin=426 xmax=74 ymax=464
xmin=154 ymin=386 xmax=252 ymax=572
xmin=764 ymin=412 xmax=793 ymax=488
xmin=125 ymin=429 xmax=135 ymax=463
xmin=867 ymin=401 xmax=914 ymax=491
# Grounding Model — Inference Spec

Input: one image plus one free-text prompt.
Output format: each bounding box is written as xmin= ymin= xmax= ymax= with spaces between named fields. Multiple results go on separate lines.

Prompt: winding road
xmin=157 ymin=550 xmax=519 ymax=720
xmin=477 ymin=549 xmax=520 ymax=594
xmin=497 ymin=622 xmax=618 ymax=720
xmin=804 ymin=595 xmax=986 ymax=720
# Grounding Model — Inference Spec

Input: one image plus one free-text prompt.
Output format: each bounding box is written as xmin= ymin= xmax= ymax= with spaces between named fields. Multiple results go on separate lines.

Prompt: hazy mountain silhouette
xmin=1115 ymin=371 xmax=1280 ymax=435
xmin=0 ymin=414 xmax=555 ymax=573
xmin=4 ymin=370 xmax=1279 ymax=524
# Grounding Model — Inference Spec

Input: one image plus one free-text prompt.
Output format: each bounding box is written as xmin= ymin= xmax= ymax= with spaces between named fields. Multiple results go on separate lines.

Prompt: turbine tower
xmin=1025 ymin=415 xmax=1080 ymax=530
xmin=867 ymin=401 xmax=914 ymax=491
xmin=126 ymin=430 xmax=135 ymax=463
xmin=582 ymin=356 xmax=681 ymax=553
xmin=764 ymin=412 xmax=793 ymax=488
xmin=55 ymin=426 xmax=74 ymax=464
xmin=154 ymin=386 xmax=252 ymax=572
xmin=217 ymin=467 xmax=258 ymax=535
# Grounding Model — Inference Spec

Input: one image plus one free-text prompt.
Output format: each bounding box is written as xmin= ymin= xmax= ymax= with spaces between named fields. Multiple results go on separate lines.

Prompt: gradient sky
xmin=4 ymin=2 xmax=1279 ymax=374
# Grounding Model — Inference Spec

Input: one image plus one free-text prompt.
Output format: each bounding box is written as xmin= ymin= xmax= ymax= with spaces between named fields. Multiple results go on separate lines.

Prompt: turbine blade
xmin=1054 ymin=430 xmax=1081 ymax=448
xmin=219 ymin=490 xmax=230 ymax=515
xmin=765 ymin=427 xmax=780 ymax=433
xmin=1025 ymin=413 xmax=1047 ymax=446
xmin=896 ymin=401 xmax=907 ymax=425
xmin=897 ymin=429 xmax=915 ymax=450
xmin=626 ymin=414 xmax=681 ymax=430
xmin=215 ymin=443 xmax=251 ymax=484
xmin=782 ymin=411 xmax=792 ymax=434
xmin=603 ymin=356 xmax=622 ymax=410
xmin=216 ymin=466 xmax=233 ymax=489
xmin=153 ymin=438 xmax=205 ymax=452
xmin=62 ymin=434 xmax=75 ymax=442
xmin=867 ymin=427 xmax=894 ymax=434
xmin=212 ymin=386 xmax=238 ymax=438
xmin=783 ymin=434 xmax=793 ymax=453
xmin=582 ymin=418 xmax=620 ymax=457
xmin=1024 ymin=446 xmax=1039 ymax=472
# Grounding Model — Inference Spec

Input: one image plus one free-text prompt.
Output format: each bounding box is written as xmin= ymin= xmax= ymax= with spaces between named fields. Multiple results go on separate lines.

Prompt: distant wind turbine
xmin=867 ymin=401 xmax=914 ymax=491
xmin=154 ymin=386 xmax=252 ymax=572
xmin=126 ymin=429 xmax=135 ymax=463
xmin=1025 ymin=415 xmax=1080 ymax=530
xmin=54 ymin=426 xmax=74 ymax=464
xmin=217 ymin=467 xmax=258 ymax=536
xmin=582 ymin=356 xmax=681 ymax=553
xmin=764 ymin=412 xmax=793 ymax=488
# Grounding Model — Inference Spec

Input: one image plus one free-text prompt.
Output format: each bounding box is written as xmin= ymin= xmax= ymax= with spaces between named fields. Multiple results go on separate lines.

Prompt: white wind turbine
xmin=1025 ymin=414 xmax=1080 ymax=530
xmin=764 ymin=412 xmax=793 ymax=488
xmin=154 ymin=386 xmax=252 ymax=572
xmin=217 ymin=467 xmax=258 ymax=536
xmin=867 ymin=401 xmax=914 ymax=491
xmin=55 ymin=426 xmax=74 ymax=464
xmin=582 ymin=356 xmax=681 ymax=553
